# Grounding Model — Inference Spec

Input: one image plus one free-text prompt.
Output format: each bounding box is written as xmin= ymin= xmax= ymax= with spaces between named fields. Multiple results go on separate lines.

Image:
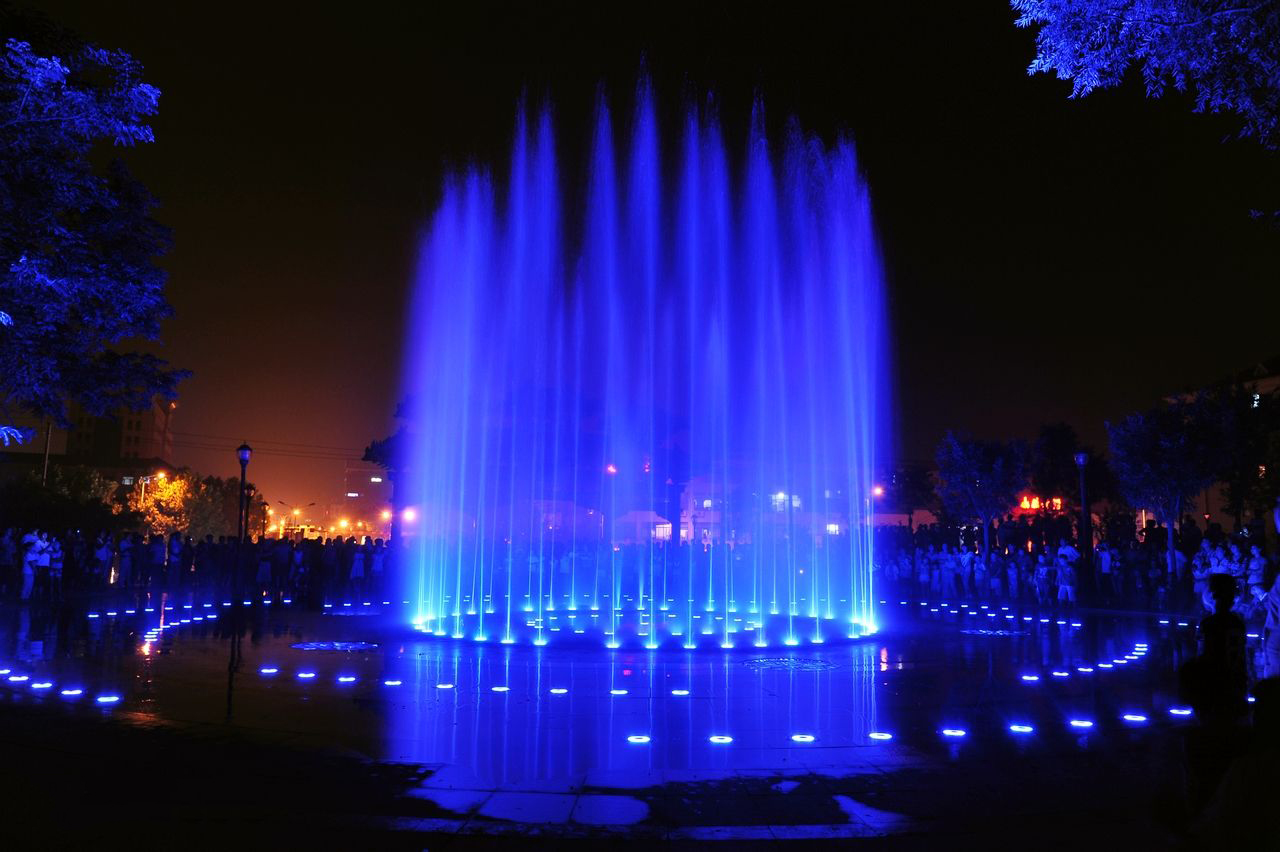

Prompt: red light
xmin=622 ymin=669 xmax=632 ymax=676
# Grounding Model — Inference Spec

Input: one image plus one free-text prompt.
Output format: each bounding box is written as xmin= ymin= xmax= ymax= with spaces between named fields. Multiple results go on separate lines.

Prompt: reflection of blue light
xmin=868 ymin=732 xmax=893 ymax=741
xmin=1169 ymin=707 xmax=1192 ymax=716
xmin=1097 ymin=663 xmax=1113 ymax=669
xmin=627 ymin=735 xmax=651 ymax=744
xmin=384 ymin=680 xmax=402 ymax=686
xmin=610 ymin=689 xmax=628 ymax=695
xmin=1077 ymin=666 xmax=1094 ymax=673
xmin=31 ymin=682 xmax=52 ymax=689
xmin=790 ymin=734 xmax=815 ymax=743
xmin=436 ymin=683 xmax=454 ymax=689
xmin=297 ymin=672 xmax=316 ymax=679
xmin=8 ymin=675 xmax=28 ymax=682
xmin=549 ymin=687 xmax=567 ymax=695
xmin=1122 ymin=714 xmax=1147 ymax=723
xmin=1009 ymin=724 xmax=1034 ymax=734
xmin=338 ymin=676 xmax=357 ymax=683
xmin=1069 ymin=719 xmax=1093 ymax=728
xmin=1051 ymin=671 xmax=1070 ymax=678
xmin=671 ymin=689 xmax=690 ymax=696
xmin=96 ymin=695 xmax=120 ymax=704
xmin=0 ymin=669 xmax=11 ymax=675
xmin=708 ymin=735 xmax=733 ymax=744
xmin=60 ymin=688 xmax=82 ymax=696
xmin=1020 ymin=675 xmax=1040 ymax=682
xmin=941 ymin=729 xmax=966 ymax=738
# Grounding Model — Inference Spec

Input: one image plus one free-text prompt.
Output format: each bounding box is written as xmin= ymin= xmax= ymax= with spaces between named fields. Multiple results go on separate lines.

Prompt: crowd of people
xmin=0 ymin=529 xmax=389 ymax=606
xmin=875 ymin=512 xmax=1279 ymax=620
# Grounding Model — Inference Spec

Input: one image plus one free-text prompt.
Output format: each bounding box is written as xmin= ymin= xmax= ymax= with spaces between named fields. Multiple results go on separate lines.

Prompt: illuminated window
xmin=702 ymin=499 xmax=712 ymax=509
xmin=653 ymin=523 xmax=672 ymax=541
xmin=771 ymin=492 xmax=787 ymax=512
xmin=825 ymin=523 xmax=840 ymax=535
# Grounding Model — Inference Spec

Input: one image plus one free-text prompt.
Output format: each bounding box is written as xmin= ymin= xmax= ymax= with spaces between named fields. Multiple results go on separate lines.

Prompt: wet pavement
xmin=0 ymin=591 xmax=1235 ymax=846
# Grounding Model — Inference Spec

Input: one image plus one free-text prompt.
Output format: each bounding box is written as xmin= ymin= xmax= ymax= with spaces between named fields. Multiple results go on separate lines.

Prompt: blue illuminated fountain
xmin=400 ymin=80 xmax=886 ymax=649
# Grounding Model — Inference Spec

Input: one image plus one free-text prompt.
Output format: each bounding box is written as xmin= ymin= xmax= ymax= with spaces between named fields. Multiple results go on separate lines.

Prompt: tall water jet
xmin=400 ymin=82 xmax=886 ymax=649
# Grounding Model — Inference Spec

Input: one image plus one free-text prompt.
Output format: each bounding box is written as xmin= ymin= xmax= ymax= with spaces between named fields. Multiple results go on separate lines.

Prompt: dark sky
xmin=33 ymin=0 xmax=1280 ymax=507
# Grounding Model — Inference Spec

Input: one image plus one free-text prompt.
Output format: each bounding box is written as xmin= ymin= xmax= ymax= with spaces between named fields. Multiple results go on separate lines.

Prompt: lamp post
xmin=235 ymin=443 xmax=252 ymax=601
xmin=1074 ymin=452 xmax=1092 ymax=603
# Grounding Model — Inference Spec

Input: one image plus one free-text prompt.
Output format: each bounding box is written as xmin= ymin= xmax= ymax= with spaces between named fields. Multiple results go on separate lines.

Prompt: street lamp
xmin=1074 ymin=452 xmax=1093 ymax=601
xmin=235 ymin=443 xmax=252 ymax=602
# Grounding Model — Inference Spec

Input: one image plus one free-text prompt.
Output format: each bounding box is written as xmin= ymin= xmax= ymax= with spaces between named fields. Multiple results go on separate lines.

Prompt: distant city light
xmin=872 ymin=485 xmax=885 ymax=497
xmin=370 ymin=476 xmax=383 ymax=483
xmin=402 ymin=507 xmax=417 ymax=523
xmin=346 ymin=492 xmax=359 ymax=498
xmin=605 ymin=463 xmax=618 ymax=475
xmin=380 ymin=510 xmax=392 ymax=521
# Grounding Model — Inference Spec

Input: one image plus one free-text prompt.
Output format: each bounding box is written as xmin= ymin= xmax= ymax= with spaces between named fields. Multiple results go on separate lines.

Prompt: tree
xmin=935 ymin=433 xmax=1028 ymax=563
xmin=1013 ymin=0 xmax=1280 ymax=147
xmin=1107 ymin=395 xmax=1224 ymax=576
xmin=1211 ymin=384 xmax=1280 ymax=528
xmin=0 ymin=18 xmax=185 ymax=441
xmin=1029 ymin=422 xmax=1114 ymax=509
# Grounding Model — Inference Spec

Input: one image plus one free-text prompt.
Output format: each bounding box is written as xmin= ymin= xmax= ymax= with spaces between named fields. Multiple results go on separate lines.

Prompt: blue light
xmin=96 ymin=695 xmax=120 ymax=704
xmin=338 ymin=676 xmax=357 ymax=683
xmin=708 ymin=735 xmax=733 ymax=744
xmin=1169 ymin=707 xmax=1193 ymax=716
xmin=1020 ymin=674 xmax=1040 ymax=682
xmin=941 ymin=728 xmax=966 ymax=738
xmin=1051 ymin=671 xmax=1070 ymax=678
xmin=1009 ymin=724 xmax=1034 ymax=734
xmin=627 ymin=735 xmax=651 ymax=744
xmin=1097 ymin=663 xmax=1113 ymax=669
xmin=436 ymin=683 xmax=454 ymax=689
xmin=8 ymin=675 xmax=28 ymax=682
xmin=609 ymin=688 xmax=628 ymax=695
xmin=383 ymin=679 xmax=402 ymax=686
xmin=490 ymin=686 xmax=510 ymax=692
xmin=297 ymin=672 xmax=316 ymax=679
xmin=671 ymin=689 xmax=690 ymax=696
xmin=868 ymin=732 xmax=893 ymax=741
xmin=1122 ymin=714 xmax=1148 ymax=723
xmin=1068 ymin=719 xmax=1094 ymax=729
xmin=791 ymin=734 xmax=815 ymax=743
xmin=60 ymin=688 xmax=82 ymax=696
xmin=30 ymin=682 xmax=52 ymax=689
xmin=87 ymin=613 xmax=99 ymax=619
xmin=0 ymin=668 xmax=11 ymax=675
xmin=549 ymin=687 xmax=567 ymax=695
xmin=1077 ymin=666 xmax=1094 ymax=673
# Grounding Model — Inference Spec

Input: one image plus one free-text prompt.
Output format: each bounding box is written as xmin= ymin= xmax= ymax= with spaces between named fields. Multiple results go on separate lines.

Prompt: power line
xmin=168 ymin=429 xmax=367 ymax=454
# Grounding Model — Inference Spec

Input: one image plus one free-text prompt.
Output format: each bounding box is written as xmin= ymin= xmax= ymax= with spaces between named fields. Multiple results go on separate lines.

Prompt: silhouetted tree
xmin=1107 ymin=395 xmax=1224 ymax=576
xmin=1212 ymin=384 xmax=1280 ymax=528
xmin=935 ymin=433 xmax=1027 ymax=563
xmin=1030 ymin=422 xmax=1114 ymax=509
xmin=0 ymin=14 xmax=184 ymax=442
xmin=1014 ymin=0 xmax=1280 ymax=146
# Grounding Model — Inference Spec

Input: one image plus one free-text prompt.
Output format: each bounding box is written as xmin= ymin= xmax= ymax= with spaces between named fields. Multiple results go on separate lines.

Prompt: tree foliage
xmin=127 ymin=472 xmax=256 ymax=539
xmin=935 ymin=432 xmax=1027 ymax=559
xmin=1014 ymin=0 xmax=1280 ymax=146
xmin=1212 ymin=384 xmax=1280 ymax=524
xmin=1029 ymin=421 xmax=1114 ymax=507
xmin=1106 ymin=395 xmax=1224 ymax=524
xmin=0 ymin=17 xmax=185 ymax=434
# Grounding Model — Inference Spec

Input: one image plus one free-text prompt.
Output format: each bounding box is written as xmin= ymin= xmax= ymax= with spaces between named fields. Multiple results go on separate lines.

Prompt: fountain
xmin=400 ymin=80 xmax=886 ymax=648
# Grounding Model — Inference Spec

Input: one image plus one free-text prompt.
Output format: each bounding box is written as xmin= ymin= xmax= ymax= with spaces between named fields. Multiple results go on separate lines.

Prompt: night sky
xmin=34 ymin=0 xmax=1280 ymax=507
